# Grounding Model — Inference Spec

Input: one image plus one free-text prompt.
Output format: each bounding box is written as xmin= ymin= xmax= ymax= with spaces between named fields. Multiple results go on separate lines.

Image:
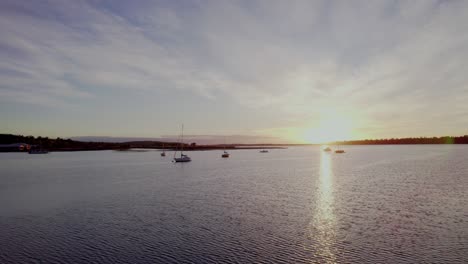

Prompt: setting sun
xmin=303 ymin=110 xmax=356 ymax=143
xmin=1 ymin=1 xmax=467 ymax=263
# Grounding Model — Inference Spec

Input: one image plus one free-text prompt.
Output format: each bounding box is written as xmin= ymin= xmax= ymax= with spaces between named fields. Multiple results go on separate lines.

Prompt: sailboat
xmin=221 ymin=138 xmax=229 ymax=158
xmin=160 ymin=143 xmax=166 ymax=157
xmin=28 ymin=145 xmax=49 ymax=154
xmin=173 ymin=124 xmax=191 ymax=162
xmin=335 ymin=144 xmax=345 ymax=153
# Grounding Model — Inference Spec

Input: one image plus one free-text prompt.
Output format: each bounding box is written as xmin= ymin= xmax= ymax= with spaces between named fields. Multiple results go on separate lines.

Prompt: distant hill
xmin=70 ymin=136 xmax=168 ymax=143
xmin=71 ymin=135 xmax=285 ymax=145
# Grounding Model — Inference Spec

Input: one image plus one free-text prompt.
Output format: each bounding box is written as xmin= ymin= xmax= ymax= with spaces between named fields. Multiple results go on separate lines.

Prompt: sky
xmin=1 ymin=0 xmax=468 ymax=144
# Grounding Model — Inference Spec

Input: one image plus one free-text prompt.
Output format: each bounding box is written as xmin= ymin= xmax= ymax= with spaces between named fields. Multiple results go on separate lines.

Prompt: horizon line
xmin=2 ymin=133 xmax=468 ymax=145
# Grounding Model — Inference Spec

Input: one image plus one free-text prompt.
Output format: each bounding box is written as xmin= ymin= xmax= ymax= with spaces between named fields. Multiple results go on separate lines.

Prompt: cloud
xmin=1 ymin=0 xmax=468 ymax=139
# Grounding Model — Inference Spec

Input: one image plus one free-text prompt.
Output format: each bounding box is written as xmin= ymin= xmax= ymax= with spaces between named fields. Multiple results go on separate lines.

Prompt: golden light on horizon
xmin=302 ymin=109 xmax=356 ymax=144
xmin=255 ymin=109 xmax=366 ymax=144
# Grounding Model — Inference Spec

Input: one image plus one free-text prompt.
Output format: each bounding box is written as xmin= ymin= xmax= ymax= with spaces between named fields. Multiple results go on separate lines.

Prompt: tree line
xmin=2 ymin=134 xmax=468 ymax=152
xmin=332 ymin=135 xmax=468 ymax=145
xmin=0 ymin=134 xmax=181 ymax=151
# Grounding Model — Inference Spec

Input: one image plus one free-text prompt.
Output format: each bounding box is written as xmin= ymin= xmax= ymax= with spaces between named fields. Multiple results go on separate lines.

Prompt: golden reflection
xmin=309 ymin=151 xmax=337 ymax=263
xmin=318 ymin=152 xmax=334 ymax=221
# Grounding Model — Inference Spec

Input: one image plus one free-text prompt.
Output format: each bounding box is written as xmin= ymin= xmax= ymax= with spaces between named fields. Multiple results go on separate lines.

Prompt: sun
xmin=303 ymin=110 xmax=355 ymax=144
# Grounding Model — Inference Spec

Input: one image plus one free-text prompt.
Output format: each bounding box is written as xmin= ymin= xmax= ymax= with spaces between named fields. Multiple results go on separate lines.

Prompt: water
xmin=1 ymin=146 xmax=467 ymax=263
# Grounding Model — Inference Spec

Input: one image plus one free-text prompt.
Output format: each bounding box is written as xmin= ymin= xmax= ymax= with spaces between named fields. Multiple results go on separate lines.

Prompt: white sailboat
xmin=323 ymin=146 xmax=332 ymax=152
xmin=173 ymin=124 xmax=191 ymax=162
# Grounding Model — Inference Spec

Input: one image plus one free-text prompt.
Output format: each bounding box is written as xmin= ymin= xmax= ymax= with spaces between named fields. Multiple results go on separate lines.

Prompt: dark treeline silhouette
xmin=331 ymin=135 xmax=468 ymax=145
xmin=0 ymin=134 xmax=181 ymax=152
xmin=2 ymin=134 xmax=468 ymax=152
xmin=0 ymin=134 xmax=286 ymax=152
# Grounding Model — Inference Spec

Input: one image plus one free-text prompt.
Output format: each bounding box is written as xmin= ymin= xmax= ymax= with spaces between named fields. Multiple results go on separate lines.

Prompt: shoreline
xmin=3 ymin=144 xmax=468 ymax=153
xmin=0 ymin=146 xmax=289 ymax=153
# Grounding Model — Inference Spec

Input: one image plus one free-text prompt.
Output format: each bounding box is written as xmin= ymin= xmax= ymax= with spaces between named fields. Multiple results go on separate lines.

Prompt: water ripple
xmin=1 ymin=146 xmax=467 ymax=263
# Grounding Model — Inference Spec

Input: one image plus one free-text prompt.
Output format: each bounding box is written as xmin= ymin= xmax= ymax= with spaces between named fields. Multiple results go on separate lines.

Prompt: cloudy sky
xmin=1 ymin=0 xmax=467 ymax=143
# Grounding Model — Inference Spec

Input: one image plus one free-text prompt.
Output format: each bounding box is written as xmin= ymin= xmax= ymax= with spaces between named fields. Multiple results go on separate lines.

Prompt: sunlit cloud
xmin=1 ymin=0 xmax=467 ymax=141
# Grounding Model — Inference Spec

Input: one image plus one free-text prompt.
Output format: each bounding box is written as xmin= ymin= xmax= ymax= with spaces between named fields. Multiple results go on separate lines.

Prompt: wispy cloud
xmin=1 ymin=0 xmax=467 ymax=139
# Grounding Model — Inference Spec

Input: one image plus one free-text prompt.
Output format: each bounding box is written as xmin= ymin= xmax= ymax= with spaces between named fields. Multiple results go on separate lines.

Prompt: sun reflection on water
xmin=309 ymin=152 xmax=337 ymax=263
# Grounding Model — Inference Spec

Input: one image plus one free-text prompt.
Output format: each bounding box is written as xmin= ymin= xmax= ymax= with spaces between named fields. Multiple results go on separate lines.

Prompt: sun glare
xmin=303 ymin=110 xmax=355 ymax=143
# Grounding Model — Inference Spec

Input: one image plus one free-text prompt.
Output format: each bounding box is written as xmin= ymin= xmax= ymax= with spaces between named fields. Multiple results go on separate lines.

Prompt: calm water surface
xmin=1 ymin=146 xmax=467 ymax=263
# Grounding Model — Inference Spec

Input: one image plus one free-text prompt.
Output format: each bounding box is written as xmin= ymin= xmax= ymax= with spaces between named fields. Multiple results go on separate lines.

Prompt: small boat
xmin=173 ymin=124 xmax=192 ymax=163
xmin=29 ymin=148 xmax=49 ymax=154
xmin=174 ymin=154 xmax=191 ymax=162
xmin=161 ymin=143 xmax=166 ymax=156
xmin=334 ymin=143 xmax=345 ymax=153
xmin=335 ymin=149 xmax=345 ymax=154
xmin=260 ymin=149 xmax=269 ymax=153
xmin=221 ymin=138 xmax=230 ymax=158
xmin=323 ymin=147 xmax=332 ymax=152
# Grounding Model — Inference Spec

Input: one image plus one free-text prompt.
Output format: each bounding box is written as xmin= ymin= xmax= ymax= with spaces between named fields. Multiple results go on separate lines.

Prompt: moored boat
xmin=221 ymin=138 xmax=230 ymax=158
xmin=29 ymin=149 xmax=49 ymax=154
xmin=161 ymin=143 xmax=166 ymax=156
xmin=173 ymin=124 xmax=191 ymax=163
xmin=174 ymin=154 xmax=191 ymax=162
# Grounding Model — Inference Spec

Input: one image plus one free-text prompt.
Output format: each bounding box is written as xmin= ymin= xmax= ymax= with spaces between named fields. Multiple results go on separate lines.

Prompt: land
xmin=1 ymin=134 xmax=467 ymax=152
xmin=331 ymin=135 xmax=468 ymax=145
xmin=0 ymin=134 xmax=286 ymax=152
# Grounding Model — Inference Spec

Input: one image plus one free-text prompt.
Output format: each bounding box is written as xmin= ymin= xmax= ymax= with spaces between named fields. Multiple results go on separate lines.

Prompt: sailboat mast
xmin=181 ymin=124 xmax=184 ymax=155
